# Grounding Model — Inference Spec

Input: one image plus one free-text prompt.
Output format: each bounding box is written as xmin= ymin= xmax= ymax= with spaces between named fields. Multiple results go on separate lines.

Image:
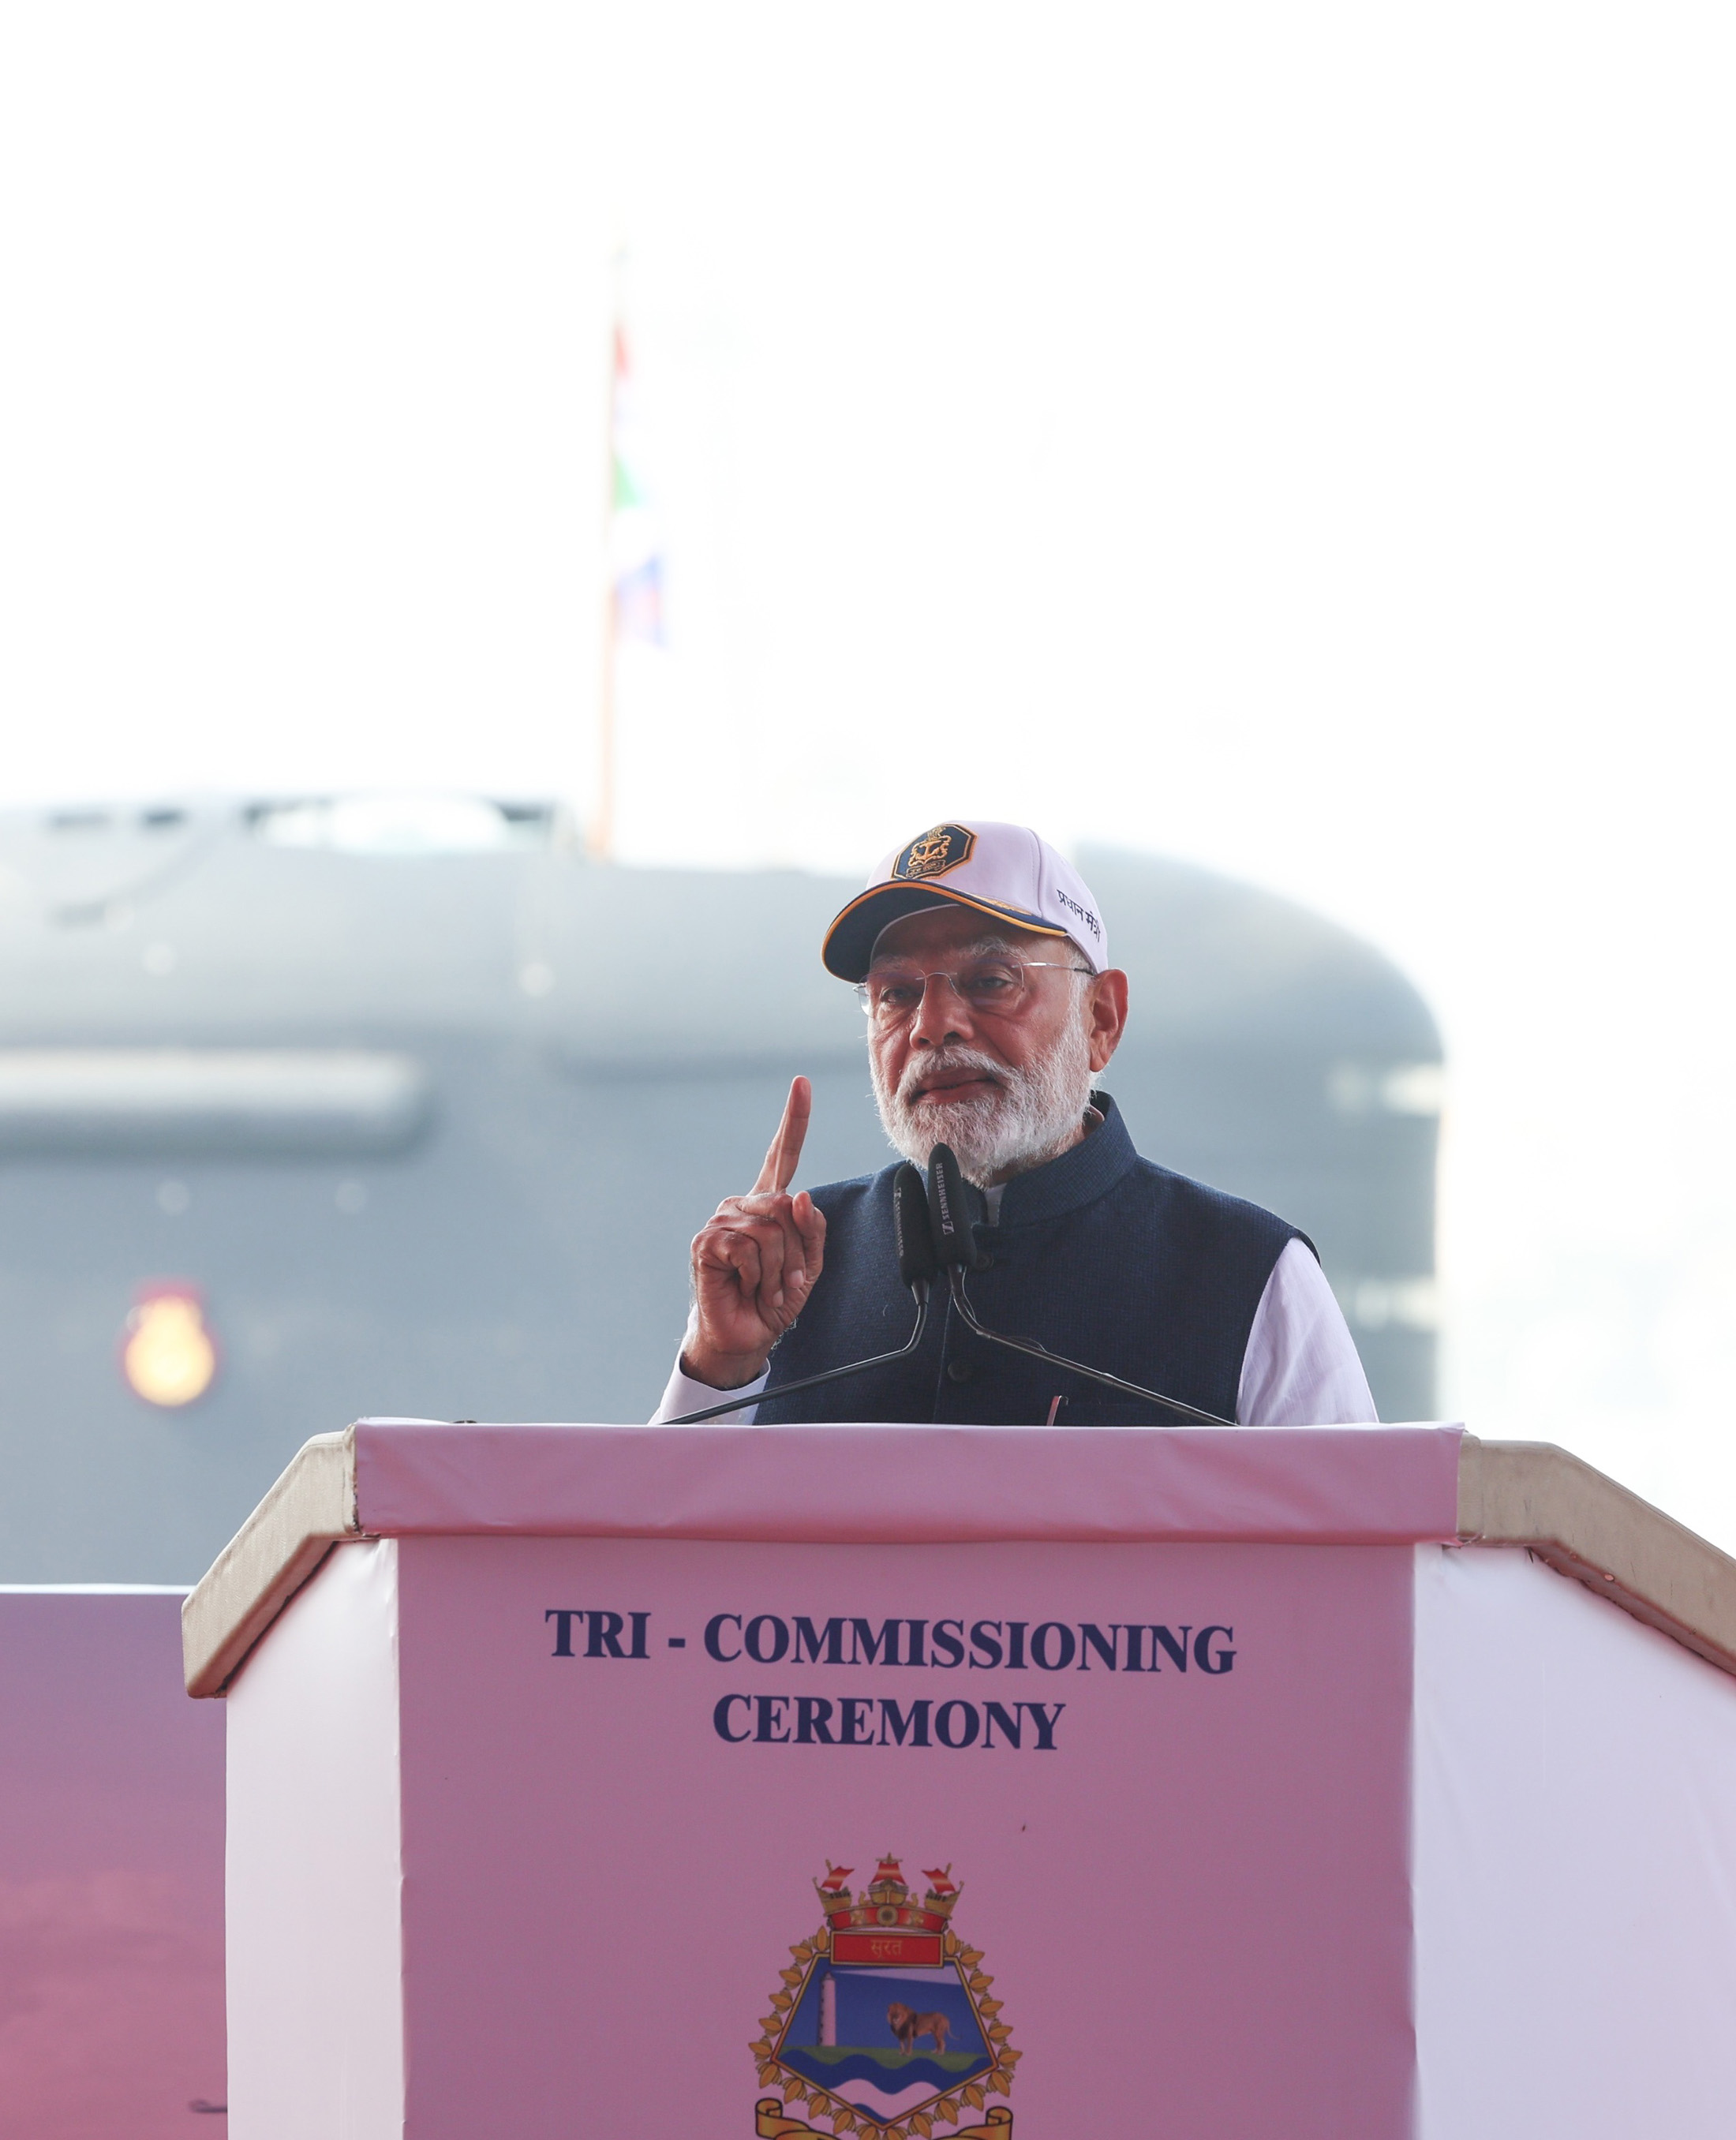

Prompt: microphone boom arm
xmin=946 ymin=1267 xmax=1232 ymax=1427
xmin=663 ymin=1283 xmax=932 ymax=1426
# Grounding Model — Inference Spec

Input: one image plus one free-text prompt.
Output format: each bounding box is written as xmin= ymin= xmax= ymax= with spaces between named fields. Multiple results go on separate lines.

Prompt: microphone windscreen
xmin=926 ymin=1143 xmax=983 ymax=1269
xmin=892 ymin=1164 xmax=938 ymax=1290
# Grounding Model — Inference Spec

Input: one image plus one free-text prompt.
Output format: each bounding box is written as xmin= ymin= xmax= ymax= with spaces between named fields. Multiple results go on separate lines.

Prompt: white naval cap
xmin=821 ymin=821 xmax=1108 ymax=981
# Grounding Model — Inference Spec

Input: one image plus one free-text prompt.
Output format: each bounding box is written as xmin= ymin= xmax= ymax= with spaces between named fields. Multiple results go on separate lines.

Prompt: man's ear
xmin=1084 ymin=968 xmax=1129 ymax=1074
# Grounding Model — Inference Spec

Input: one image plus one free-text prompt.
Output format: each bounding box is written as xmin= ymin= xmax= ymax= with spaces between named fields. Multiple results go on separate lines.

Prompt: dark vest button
xmin=946 ymin=1358 xmax=975 ymax=1382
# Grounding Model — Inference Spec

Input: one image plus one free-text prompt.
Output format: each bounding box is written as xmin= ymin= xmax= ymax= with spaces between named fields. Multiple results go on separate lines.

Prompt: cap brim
xmin=821 ymin=882 xmax=1071 ymax=981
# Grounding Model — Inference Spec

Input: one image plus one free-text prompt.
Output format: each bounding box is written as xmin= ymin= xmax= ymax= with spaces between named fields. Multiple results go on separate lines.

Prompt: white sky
xmin=2 ymin=4 xmax=1734 ymax=1537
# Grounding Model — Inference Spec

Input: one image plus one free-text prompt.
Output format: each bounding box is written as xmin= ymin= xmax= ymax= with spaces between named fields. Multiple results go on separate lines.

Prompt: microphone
xmin=892 ymin=1159 xmax=941 ymax=1292
xmin=925 ymin=1141 xmax=990 ymax=1271
xmin=663 ymin=1163 xmax=934 ymax=1425
xmin=925 ymin=1143 xmax=1233 ymax=1427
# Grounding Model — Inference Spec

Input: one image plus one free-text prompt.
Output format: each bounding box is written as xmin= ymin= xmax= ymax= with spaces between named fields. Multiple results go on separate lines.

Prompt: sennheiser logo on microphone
xmin=933 ymin=1172 xmax=956 ymax=1236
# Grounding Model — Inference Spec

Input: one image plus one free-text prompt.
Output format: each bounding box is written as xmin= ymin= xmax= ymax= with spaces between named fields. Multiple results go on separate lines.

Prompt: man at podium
xmin=654 ymin=821 xmax=1375 ymax=1427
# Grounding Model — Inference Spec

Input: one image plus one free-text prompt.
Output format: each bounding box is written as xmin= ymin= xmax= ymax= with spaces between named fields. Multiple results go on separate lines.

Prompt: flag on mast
xmin=592 ymin=293 xmax=664 ymax=860
xmin=608 ymin=320 xmax=665 ymax=650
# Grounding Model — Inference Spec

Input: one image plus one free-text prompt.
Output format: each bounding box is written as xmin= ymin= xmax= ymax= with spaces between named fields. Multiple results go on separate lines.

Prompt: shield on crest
xmin=750 ymin=1858 xmax=1018 ymax=2138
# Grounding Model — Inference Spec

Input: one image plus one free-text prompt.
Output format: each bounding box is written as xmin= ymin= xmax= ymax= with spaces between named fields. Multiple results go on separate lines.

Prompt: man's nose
xmin=908 ymin=971 xmax=972 ymax=1046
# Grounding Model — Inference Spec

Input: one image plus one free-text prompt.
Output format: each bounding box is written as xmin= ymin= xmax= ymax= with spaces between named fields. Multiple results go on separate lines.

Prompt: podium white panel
xmin=226 ymin=1538 xmax=403 ymax=2140
xmin=1414 ymin=1543 xmax=1736 ymax=2134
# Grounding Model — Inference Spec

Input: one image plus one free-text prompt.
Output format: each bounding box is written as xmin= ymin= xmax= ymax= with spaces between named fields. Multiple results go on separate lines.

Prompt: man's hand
xmin=683 ymin=1076 xmax=828 ymax=1390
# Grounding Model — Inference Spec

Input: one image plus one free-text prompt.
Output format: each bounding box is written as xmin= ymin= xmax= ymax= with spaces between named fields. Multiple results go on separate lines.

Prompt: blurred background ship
xmin=0 ymin=791 xmax=1442 ymax=1583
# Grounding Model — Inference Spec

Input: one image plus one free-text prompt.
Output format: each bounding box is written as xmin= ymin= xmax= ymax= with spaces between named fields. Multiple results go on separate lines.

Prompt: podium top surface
xmin=183 ymin=1420 xmax=1736 ymax=1698
xmin=355 ymin=1420 xmax=1465 ymax=1544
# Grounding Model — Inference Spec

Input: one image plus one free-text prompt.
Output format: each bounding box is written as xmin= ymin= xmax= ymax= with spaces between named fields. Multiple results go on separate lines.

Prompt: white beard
xmin=872 ymin=1019 xmax=1097 ymax=1188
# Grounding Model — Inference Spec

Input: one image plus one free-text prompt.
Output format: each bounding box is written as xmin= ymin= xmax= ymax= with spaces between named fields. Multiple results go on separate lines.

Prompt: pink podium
xmin=187 ymin=1420 xmax=1736 ymax=2140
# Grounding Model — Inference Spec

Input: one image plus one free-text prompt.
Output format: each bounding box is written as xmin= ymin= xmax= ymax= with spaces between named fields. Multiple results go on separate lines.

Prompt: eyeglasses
xmin=853 ymin=959 xmax=1092 ymax=1027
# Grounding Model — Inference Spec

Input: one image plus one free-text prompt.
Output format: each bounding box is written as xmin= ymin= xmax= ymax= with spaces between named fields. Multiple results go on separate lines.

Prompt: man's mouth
xmin=911 ymin=1070 xmax=1004 ymax=1106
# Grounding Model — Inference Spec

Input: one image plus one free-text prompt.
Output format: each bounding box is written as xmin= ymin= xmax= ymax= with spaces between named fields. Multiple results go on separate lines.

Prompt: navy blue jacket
xmin=754 ymin=1094 xmax=1304 ymax=1426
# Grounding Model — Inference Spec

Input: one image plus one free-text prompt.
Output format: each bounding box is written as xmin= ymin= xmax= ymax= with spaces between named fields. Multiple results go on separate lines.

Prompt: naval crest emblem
xmin=752 ymin=1856 xmax=1016 ymax=2137
xmin=890 ymin=825 xmax=975 ymax=882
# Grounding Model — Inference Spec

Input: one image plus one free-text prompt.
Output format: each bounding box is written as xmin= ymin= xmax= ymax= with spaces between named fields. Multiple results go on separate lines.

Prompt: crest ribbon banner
xmin=756 ymin=2103 xmax=1012 ymax=2138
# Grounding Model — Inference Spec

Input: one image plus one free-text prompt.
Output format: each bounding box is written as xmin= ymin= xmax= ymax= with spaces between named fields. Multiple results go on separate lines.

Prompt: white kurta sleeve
xmin=649 ymin=1314 xmax=767 ymax=1424
xmin=1236 ymin=1237 xmax=1379 ymax=1425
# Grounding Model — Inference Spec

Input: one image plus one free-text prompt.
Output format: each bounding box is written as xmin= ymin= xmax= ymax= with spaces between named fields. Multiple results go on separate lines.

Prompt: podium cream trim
xmin=182 ymin=1427 xmax=360 ymax=1697
xmin=1456 ymin=1435 xmax=1736 ymax=1677
xmin=182 ymin=1427 xmax=1736 ymax=1697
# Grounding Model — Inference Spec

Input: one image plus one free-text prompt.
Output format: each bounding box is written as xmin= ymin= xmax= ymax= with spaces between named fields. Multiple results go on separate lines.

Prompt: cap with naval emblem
xmin=822 ymin=821 xmax=1109 ymax=981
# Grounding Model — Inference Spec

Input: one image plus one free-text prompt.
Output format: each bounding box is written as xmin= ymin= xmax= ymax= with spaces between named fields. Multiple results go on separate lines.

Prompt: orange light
xmin=122 ymin=1285 xmax=218 ymax=1408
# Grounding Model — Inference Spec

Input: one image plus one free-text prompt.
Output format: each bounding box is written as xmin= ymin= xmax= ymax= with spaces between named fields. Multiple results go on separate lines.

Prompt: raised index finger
xmin=753 ymin=1076 xmax=813 ymax=1195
